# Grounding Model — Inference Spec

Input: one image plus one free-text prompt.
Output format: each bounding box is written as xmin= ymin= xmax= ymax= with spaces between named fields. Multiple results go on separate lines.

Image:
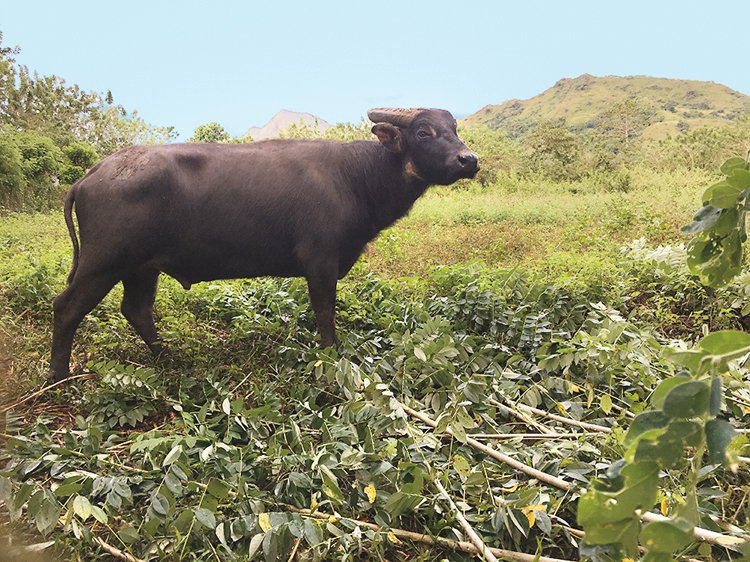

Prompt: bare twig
xmin=433 ymin=477 xmax=499 ymax=561
xmin=93 ymin=537 xmax=144 ymax=562
xmin=0 ymin=373 xmax=96 ymax=414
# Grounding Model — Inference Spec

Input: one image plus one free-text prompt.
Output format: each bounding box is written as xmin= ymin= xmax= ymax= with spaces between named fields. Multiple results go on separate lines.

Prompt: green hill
xmin=463 ymin=74 xmax=750 ymax=138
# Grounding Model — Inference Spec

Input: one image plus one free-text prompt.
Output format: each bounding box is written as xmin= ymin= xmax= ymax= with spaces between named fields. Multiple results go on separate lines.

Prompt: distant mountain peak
xmin=245 ymin=110 xmax=330 ymax=140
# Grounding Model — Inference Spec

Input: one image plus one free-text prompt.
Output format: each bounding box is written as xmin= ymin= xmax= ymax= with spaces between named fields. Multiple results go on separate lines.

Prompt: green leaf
xmin=222 ymin=397 xmax=231 ymax=415
xmin=662 ymin=381 xmax=709 ymax=418
xmin=640 ymin=519 xmax=692 ymax=553
xmin=706 ymin=418 xmax=737 ymax=465
xmin=383 ymin=491 xmax=422 ymax=518
xmin=699 ymin=330 xmax=750 ymax=358
xmin=194 ymin=507 xmax=216 ymax=529
xmin=600 ymin=393 xmax=613 ymax=415
xmin=582 ymin=516 xmax=640 ymax=556
xmin=650 ymin=376 xmax=691 ymax=409
xmin=303 ymin=519 xmax=323 ymax=547
xmin=90 ymin=504 xmax=108 ymax=524
xmin=319 ymin=465 xmax=344 ymax=502
xmin=72 ymin=495 xmax=92 ymax=521
xmin=681 ymin=205 xmax=722 ymax=234
xmin=118 ymin=525 xmax=140 ymax=545
xmin=453 ymin=455 xmax=471 ymax=478
xmin=248 ymin=532 xmax=265 ymax=559
xmin=663 ymin=350 xmax=707 ymax=374
xmin=702 ymin=181 xmax=741 ymax=209
xmin=623 ymin=411 xmax=669 ymax=447
xmin=578 ymin=462 xmax=659 ymax=526
xmin=628 ymin=420 xmax=702 ymax=468
xmin=720 ymin=157 xmax=748 ymax=175
xmin=162 ymin=445 xmax=182 ymax=467
xmin=414 ymin=347 xmax=427 ymax=361
xmin=34 ymin=492 xmax=60 ymax=535
xmin=172 ymin=509 xmax=194 ymax=534
xmin=687 ymin=230 xmax=743 ymax=288
xmin=53 ymin=480 xmax=84 ymax=497
xmin=727 ymin=168 xmax=750 ymax=189
xmin=206 ymin=478 xmax=231 ymax=500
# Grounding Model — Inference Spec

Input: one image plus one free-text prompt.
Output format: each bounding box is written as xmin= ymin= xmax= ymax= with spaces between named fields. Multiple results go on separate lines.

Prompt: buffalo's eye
xmin=417 ymin=130 xmax=431 ymax=139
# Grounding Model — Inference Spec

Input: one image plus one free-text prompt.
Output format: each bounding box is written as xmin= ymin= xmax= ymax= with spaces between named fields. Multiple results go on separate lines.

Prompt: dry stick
xmin=471 ymin=432 xmax=585 ymax=440
xmin=491 ymin=399 xmax=557 ymax=435
xmin=283 ymin=505 xmax=575 ymax=562
xmin=433 ymin=478 xmax=499 ymax=562
xmin=402 ymin=403 xmax=747 ymax=548
xmin=92 ymin=537 xmax=145 ymax=562
xmin=0 ymin=373 xmax=97 ymax=414
xmin=491 ymin=398 xmax=614 ymax=434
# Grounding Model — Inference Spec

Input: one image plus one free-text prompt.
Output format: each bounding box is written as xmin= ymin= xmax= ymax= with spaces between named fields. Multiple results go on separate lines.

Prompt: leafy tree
xmin=60 ymin=141 xmax=99 ymax=184
xmin=189 ymin=122 xmax=231 ymax=143
xmin=599 ymin=98 xmax=654 ymax=147
xmin=525 ymin=120 xmax=580 ymax=180
xmin=0 ymin=128 xmax=24 ymax=206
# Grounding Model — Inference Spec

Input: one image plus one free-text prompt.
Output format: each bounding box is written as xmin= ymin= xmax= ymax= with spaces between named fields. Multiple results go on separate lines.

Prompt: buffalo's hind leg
xmin=50 ymin=269 xmax=119 ymax=382
xmin=121 ymin=269 xmax=163 ymax=356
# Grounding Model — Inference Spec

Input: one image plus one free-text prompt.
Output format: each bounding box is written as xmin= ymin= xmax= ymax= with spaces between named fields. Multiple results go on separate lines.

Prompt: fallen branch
xmin=0 ymin=373 xmax=97 ymax=414
xmin=433 ymin=478 xmax=499 ymax=562
xmin=490 ymin=398 xmax=613 ymax=434
xmin=282 ymin=504 xmax=575 ymax=562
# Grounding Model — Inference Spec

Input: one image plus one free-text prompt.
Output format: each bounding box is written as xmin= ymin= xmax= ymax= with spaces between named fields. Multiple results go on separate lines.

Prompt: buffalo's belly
xmin=155 ymin=240 xmax=304 ymax=285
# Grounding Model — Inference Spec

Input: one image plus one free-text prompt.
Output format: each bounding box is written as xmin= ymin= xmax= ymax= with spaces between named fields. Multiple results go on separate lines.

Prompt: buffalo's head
xmin=368 ymin=107 xmax=479 ymax=185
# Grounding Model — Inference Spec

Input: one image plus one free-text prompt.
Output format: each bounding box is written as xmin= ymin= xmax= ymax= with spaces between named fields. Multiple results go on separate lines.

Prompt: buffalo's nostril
xmin=457 ymin=152 xmax=478 ymax=169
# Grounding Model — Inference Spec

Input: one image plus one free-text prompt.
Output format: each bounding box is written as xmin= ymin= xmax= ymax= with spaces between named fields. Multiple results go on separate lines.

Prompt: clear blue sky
xmin=3 ymin=0 xmax=749 ymax=139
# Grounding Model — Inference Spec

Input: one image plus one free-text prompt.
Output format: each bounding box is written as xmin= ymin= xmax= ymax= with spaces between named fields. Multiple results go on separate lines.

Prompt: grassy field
xmin=1 ymin=168 xmax=749 ymax=561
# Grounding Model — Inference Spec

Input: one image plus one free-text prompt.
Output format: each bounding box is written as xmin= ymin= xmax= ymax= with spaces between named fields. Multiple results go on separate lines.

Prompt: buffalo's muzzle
xmin=457 ymin=151 xmax=479 ymax=174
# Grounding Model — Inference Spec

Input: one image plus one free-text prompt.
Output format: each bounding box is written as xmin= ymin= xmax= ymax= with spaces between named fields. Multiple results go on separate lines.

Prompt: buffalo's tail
xmin=64 ymin=186 xmax=80 ymax=285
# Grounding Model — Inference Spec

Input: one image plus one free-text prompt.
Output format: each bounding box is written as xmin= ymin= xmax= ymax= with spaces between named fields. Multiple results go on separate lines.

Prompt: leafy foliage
xmin=682 ymin=155 xmax=750 ymax=287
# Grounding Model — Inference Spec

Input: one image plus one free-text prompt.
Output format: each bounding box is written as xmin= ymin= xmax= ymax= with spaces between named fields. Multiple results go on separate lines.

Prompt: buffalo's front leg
xmin=305 ymin=264 xmax=339 ymax=349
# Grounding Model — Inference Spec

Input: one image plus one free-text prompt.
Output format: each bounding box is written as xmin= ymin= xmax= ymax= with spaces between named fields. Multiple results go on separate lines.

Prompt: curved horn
xmin=367 ymin=108 xmax=424 ymax=127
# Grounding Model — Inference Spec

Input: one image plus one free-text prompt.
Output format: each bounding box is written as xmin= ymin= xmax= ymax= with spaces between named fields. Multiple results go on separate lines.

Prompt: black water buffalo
xmin=50 ymin=108 xmax=479 ymax=381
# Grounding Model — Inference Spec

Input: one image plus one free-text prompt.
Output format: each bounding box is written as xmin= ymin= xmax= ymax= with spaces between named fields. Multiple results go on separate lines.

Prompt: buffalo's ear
xmin=372 ymin=123 xmax=403 ymax=153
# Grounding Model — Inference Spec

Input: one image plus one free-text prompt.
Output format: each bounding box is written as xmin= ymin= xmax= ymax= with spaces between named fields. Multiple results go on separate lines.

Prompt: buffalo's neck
xmin=349 ymin=142 xmax=430 ymax=233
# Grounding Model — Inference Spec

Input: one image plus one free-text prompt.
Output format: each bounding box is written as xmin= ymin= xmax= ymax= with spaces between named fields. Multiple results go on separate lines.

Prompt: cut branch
xmin=433 ymin=477 xmax=499 ymax=562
